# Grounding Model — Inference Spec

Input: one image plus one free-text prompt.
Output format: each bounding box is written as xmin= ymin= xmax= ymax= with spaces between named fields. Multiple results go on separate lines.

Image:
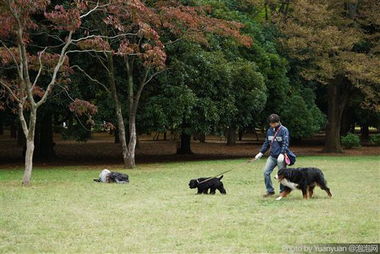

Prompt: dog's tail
xmin=316 ymin=169 xmax=330 ymax=189
xmin=316 ymin=169 xmax=332 ymax=197
xmin=316 ymin=168 xmax=327 ymax=185
xmin=218 ymin=175 xmax=224 ymax=180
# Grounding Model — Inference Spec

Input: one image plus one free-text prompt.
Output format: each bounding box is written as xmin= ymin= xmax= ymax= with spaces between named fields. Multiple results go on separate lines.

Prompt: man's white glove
xmin=277 ymin=153 xmax=285 ymax=163
xmin=255 ymin=152 xmax=263 ymax=160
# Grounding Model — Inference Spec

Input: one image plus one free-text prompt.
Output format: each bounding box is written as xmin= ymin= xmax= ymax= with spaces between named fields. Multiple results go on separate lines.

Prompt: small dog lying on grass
xmin=274 ymin=167 xmax=332 ymax=200
xmin=94 ymin=169 xmax=129 ymax=184
xmin=189 ymin=175 xmax=226 ymax=194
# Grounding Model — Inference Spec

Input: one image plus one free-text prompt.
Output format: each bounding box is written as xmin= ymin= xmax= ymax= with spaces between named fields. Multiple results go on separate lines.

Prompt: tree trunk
xmin=125 ymin=58 xmax=137 ymax=168
xmin=226 ymin=127 xmax=237 ymax=146
xmin=136 ymin=134 xmax=140 ymax=149
xmin=21 ymin=109 xmax=37 ymax=185
xmin=115 ymin=104 xmax=129 ymax=168
xmin=107 ymin=53 xmax=129 ymax=168
xmin=23 ymin=139 xmax=35 ymax=185
xmin=324 ymin=79 xmax=351 ymax=152
xmin=126 ymin=114 xmax=137 ymax=168
xmin=177 ymin=132 xmax=192 ymax=154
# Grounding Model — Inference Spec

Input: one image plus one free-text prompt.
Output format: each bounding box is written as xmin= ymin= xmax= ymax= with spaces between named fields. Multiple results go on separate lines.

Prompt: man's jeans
xmin=263 ymin=156 xmax=285 ymax=193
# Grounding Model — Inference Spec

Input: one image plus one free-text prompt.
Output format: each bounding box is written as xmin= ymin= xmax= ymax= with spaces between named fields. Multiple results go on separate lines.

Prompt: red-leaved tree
xmin=73 ymin=0 xmax=253 ymax=168
xmin=0 ymin=0 xmax=105 ymax=184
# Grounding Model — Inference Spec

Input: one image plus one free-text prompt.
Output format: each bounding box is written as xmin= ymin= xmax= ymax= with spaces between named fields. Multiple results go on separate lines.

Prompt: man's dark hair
xmin=268 ymin=114 xmax=280 ymax=123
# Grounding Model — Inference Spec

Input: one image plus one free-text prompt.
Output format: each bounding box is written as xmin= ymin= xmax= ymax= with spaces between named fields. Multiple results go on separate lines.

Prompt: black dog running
xmin=189 ymin=175 xmax=226 ymax=194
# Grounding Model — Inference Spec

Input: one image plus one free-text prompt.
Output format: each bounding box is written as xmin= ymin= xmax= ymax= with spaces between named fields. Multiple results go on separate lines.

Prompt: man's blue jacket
xmin=260 ymin=125 xmax=290 ymax=158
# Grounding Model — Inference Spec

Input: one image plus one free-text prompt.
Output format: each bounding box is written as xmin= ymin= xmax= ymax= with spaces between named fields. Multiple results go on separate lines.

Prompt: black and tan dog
xmin=275 ymin=167 xmax=332 ymax=200
xmin=189 ymin=175 xmax=226 ymax=194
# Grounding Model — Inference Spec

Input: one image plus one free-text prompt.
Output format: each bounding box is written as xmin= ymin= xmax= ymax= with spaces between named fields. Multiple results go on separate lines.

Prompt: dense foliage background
xmin=0 ymin=0 xmax=379 ymax=172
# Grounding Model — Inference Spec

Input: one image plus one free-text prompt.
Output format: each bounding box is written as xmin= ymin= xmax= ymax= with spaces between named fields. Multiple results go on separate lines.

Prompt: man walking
xmin=253 ymin=114 xmax=290 ymax=197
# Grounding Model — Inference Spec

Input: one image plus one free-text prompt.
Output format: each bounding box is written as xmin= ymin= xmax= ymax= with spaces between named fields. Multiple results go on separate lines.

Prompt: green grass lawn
xmin=1 ymin=156 xmax=379 ymax=253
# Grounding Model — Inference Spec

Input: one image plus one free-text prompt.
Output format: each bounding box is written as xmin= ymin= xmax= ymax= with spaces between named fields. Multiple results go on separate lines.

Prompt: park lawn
xmin=0 ymin=156 xmax=379 ymax=253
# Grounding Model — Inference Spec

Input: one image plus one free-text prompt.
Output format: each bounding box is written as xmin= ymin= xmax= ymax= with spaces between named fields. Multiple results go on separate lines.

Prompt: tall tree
xmin=140 ymin=38 xmax=268 ymax=152
xmin=0 ymin=0 xmax=105 ymax=184
xmin=73 ymin=0 xmax=252 ymax=167
xmin=270 ymin=0 xmax=380 ymax=152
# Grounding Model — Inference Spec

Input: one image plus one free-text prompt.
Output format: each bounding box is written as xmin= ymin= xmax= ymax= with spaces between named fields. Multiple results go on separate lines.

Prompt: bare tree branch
xmin=80 ymin=1 xmax=100 ymax=19
xmin=0 ymin=79 xmax=20 ymax=103
xmin=58 ymin=84 xmax=76 ymax=102
xmin=132 ymin=68 xmax=167 ymax=114
xmin=28 ymin=32 xmax=65 ymax=45
xmin=32 ymin=47 xmax=47 ymax=89
xmin=144 ymin=69 xmax=167 ymax=86
xmin=71 ymin=65 xmax=110 ymax=93
xmin=71 ymin=33 xmax=137 ymax=43
xmin=57 ymin=84 xmax=94 ymax=131
xmin=164 ymin=38 xmax=183 ymax=46
xmin=12 ymin=9 xmax=35 ymax=106
xmin=66 ymin=49 xmax=140 ymax=57
xmin=36 ymin=31 xmax=74 ymax=108
xmin=96 ymin=53 xmax=110 ymax=73
xmin=0 ymin=39 xmax=22 ymax=76
xmin=132 ymin=68 xmax=149 ymax=114
xmin=80 ymin=1 xmax=110 ymax=19
xmin=66 ymin=49 xmax=114 ymax=54
xmin=18 ymin=103 xmax=29 ymax=136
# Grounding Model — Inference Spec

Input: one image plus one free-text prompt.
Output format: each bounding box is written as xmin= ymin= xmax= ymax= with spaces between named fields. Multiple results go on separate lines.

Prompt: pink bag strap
xmin=285 ymin=153 xmax=291 ymax=165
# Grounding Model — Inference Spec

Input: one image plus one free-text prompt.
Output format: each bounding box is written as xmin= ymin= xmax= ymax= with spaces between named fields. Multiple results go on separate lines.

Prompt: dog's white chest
xmin=280 ymin=178 xmax=298 ymax=190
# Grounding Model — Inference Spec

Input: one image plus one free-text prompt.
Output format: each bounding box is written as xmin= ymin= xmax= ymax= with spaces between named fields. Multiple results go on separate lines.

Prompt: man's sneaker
xmin=263 ymin=192 xmax=275 ymax=197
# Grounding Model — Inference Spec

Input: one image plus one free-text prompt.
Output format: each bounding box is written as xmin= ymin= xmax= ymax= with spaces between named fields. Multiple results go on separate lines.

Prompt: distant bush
xmin=369 ymin=134 xmax=380 ymax=146
xmin=341 ymin=133 xmax=361 ymax=149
